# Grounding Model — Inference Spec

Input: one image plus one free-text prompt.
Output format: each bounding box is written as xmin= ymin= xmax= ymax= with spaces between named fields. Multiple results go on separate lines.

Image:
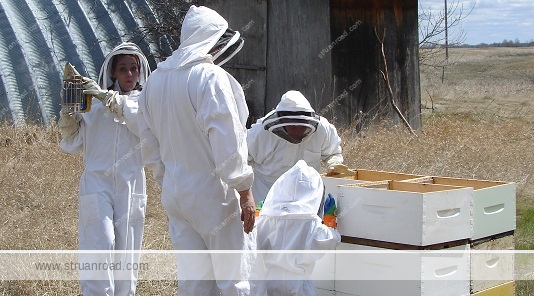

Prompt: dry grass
xmin=0 ymin=122 xmax=172 ymax=295
xmin=3 ymin=114 xmax=533 ymax=295
xmin=341 ymin=114 xmax=533 ymax=198
xmin=1 ymin=47 xmax=533 ymax=295
xmin=420 ymin=47 xmax=534 ymax=123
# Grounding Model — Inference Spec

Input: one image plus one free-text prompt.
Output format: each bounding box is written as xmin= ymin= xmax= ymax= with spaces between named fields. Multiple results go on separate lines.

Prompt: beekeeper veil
xmin=209 ymin=28 xmax=244 ymax=66
xmin=98 ymin=42 xmax=151 ymax=90
xmin=263 ymin=90 xmax=320 ymax=144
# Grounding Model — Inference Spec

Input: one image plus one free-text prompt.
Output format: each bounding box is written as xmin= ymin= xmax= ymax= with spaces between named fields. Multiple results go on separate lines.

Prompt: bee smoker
xmin=61 ymin=62 xmax=92 ymax=113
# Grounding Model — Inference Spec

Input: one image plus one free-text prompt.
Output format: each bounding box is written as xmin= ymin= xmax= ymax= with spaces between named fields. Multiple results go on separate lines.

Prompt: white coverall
xmin=247 ymin=91 xmax=343 ymax=204
xmin=60 ymin=43 xmax=150 ymax=296
xmin=253 ymin=160 xmax=341 ymax=296
xmin=137 ymin=6 xmax=254 ymax=296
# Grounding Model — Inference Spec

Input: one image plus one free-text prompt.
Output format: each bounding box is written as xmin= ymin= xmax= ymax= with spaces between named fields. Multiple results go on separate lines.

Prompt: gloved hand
xmin=58 ymin=108 xmax=82 ymax=141
xmin=323 ymin=193 xmax=337 ymax=228
xmin=255 ymin=200 xmax=264 ymax=218
xmin=81 ymin=76 xmax=123 ymax=117
xmin=326 ymin=163 xmax=354 ymax=176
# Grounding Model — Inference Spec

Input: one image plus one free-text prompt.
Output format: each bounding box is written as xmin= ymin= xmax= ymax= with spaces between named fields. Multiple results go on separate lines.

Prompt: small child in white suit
xmin=252 ymin=159 xmax=341 ymax=296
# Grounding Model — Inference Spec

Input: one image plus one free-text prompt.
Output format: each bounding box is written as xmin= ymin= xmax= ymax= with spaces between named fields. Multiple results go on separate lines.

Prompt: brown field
xmin=420 ymin=47 xmax=534 ymax=123
xmin=0 ymin=46 xmax=533 ymax=295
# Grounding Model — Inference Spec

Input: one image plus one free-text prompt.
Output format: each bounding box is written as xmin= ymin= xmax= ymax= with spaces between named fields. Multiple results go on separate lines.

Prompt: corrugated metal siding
xmin=2 ymin=0 xmax=60 ymax=123
xmin=52 ymin=0 xmax=104 ymax=82
xmin=0 ymin=0 xmax=171 ymax=125
xmin=0 ymin=2 xmax=36 ymax=125
xmin=124 ymin=0 xmax=174 ymax=67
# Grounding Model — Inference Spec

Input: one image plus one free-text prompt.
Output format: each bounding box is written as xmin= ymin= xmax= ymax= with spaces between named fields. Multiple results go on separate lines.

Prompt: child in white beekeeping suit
xmin=252 ymin=159 xmax=341 ymax=295
xmin=58 ymin=42 xmax=151 ymax=295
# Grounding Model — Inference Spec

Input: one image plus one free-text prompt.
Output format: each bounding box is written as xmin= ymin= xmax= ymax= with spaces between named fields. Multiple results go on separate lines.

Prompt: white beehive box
xmin=403 ymin=176 xmax=516 ymax=240
xmin=338 ymin=181 xmax=473 ymax=246
xmin=316 ymin=289 xmax=357 ymax=296
xmin=322 ymin=169 xmax=424 ymax=202
xmin=316 ymin=288 xmax=336 ymax=296
xmin=470 ymin=234 xmax=515 ymax=294
xmin=334 ymin=242 xmax=471 ymax=296
xmin=311 ymin=252 xmax=336 ymax=291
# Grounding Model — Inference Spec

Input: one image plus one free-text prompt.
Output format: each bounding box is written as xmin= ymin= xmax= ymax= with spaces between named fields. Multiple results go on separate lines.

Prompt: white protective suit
xmin=247 ymin=91 xmax=343 ymax=204
xmin=253 ymin=160 xmax=341 ymax=296
xmin=60 ymin=43 xmax=150 ymax=296
xmin=137 ymin=6 xmax=254 ymax=296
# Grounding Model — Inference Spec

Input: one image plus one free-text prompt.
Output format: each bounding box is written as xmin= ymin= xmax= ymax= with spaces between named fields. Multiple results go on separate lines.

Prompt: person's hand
xmin=326 ymin=163 xmax=354 ymax=176
xmin=81 ymin=76 xmax=116 ymax=104
xmin=58 ymin=107 xmax=82 ymax=141
xmin=81 ymin=76 xmax=100 ymax=91
xmin=81 ymin=76 xmax=123 ymax=117
xmin=255 ymin=200 xmax=264 ymax=218
xmin=323 ymin=193 xmax=337 ymax=228
xmin=238 ymin=189 xmax=255 ymax=234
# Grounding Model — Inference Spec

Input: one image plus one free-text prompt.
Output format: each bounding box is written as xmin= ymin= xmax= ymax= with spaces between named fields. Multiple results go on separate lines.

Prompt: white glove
xmin=326 ymin=164 xmax=354 ymax=176
xmin=58 ymin=108 xmax=82 ymax=141
xmin=81 ymin=76 xmax=123 ymax=117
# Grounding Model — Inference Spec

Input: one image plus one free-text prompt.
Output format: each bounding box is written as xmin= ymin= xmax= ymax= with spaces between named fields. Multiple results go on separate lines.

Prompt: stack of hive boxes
xmin=407 ymin=176 xmax=516 ymax=296
xmin=312 ymin=170 xmax=516 ymax=296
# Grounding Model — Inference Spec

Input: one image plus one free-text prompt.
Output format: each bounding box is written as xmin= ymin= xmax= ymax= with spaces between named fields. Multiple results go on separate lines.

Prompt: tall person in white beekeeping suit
xmin=247 ymin=90 xmax=345 ymax=205
xmin=58 ymin=42 xmax=151 ymax=295
xmin=137 ymin=5 xmax=255 ymax=296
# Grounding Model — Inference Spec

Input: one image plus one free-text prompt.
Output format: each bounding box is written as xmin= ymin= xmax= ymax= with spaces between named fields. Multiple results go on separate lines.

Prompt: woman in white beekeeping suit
xmin=252 ymin=160 xmax=341 ymax=295
xmin=247 ymin=90 xmax=344 ymax=205
xmin=58 ymin=42 xmax=151 ymax=296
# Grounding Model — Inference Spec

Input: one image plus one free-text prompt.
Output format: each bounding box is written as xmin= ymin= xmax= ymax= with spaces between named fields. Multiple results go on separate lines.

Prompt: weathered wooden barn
xmin=202 ymin=0 xmax=421 ymax=130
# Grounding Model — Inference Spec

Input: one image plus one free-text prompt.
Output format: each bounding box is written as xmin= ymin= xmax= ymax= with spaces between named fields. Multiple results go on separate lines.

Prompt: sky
xmin=419 ymin=0 xmax=534 ymax=45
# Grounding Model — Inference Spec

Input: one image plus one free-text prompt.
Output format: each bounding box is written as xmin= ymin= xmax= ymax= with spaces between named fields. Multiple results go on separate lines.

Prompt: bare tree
xmin=418 ymin=0 xmax=475 ymax=68
xmin=142 ymin=0 xmax=197 ymax=47
xmin=129 ymin=0 xmax=200 ymax=60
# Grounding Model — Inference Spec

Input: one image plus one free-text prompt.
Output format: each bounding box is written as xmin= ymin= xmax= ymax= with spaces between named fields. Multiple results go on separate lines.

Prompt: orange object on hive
xmin=323 ymin=215 xmax=337 ymax=228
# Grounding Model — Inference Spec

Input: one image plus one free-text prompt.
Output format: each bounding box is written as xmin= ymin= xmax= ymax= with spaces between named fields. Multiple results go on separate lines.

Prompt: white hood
xmin=158 ymin=5 xmax=228 ymax=70
xmin=261 ymin=160 xmax=324 ymax=217
xmin=98 ymin=42 xmax=151 ymax=90
xmin=275 ymin=90 xmax=315 ymax=113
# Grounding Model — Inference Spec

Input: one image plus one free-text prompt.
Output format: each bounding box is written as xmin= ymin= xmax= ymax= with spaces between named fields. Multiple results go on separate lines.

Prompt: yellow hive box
xmin=470 ymin=234 xmax=515 ymax=294
xmin=471 ymin=281 xmax=515 ymax=296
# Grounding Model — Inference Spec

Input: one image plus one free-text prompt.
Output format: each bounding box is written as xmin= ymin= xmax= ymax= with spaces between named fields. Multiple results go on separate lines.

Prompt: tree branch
xmin=374 ymin=27 xmax=417 ymax=136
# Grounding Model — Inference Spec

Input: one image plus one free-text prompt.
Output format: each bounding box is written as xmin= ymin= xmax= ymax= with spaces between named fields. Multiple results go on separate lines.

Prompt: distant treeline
xmin=421 ymin=39 xmax=534 ymax=49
